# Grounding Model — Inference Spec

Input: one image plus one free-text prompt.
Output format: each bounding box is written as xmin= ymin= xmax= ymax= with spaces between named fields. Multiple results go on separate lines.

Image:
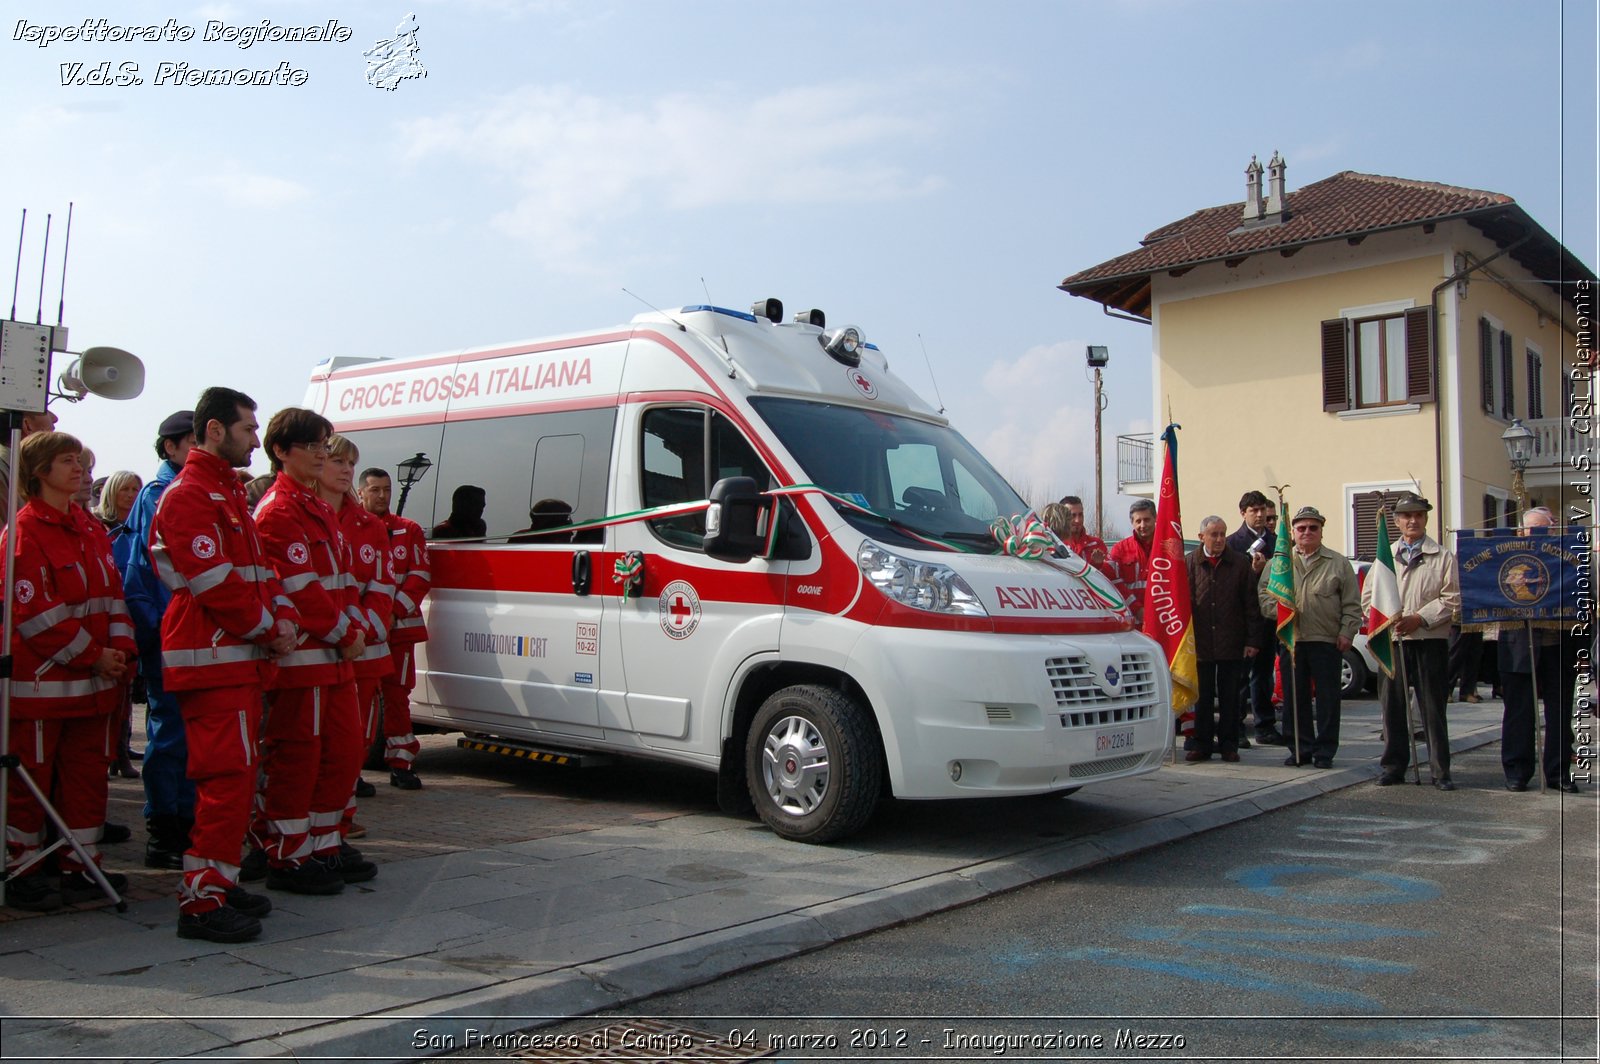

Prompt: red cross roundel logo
xmin=846 ymin=367 xmax=877 ymax=399
xmin=657 ymin=579 xmax=702 ymax=640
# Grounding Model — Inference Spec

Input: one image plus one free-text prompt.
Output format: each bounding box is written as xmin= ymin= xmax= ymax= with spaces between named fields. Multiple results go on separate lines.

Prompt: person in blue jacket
xmin=123 ymin=410 xmax=199 ymax=868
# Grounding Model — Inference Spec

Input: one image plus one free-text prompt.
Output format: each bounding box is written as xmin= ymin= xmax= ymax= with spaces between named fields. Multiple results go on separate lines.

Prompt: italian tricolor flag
xmin=1365 ymin=509 xmax=1400 ymax=678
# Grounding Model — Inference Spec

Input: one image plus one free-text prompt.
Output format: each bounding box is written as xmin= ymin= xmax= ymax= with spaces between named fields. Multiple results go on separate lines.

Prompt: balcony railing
xmin=1523 ymin=416 xmax=1583 ymax=469
xmin=1116 ymin=433 xmax=1153 ymax=492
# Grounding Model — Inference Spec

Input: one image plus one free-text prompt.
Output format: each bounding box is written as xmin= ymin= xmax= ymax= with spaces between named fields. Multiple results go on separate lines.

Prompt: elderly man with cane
xmin=1366 ymin=494 xmax=1461 ymax=790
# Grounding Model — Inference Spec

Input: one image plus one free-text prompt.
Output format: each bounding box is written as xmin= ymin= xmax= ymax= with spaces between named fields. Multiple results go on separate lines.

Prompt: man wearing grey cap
xmin=1261 ymin=505 xmax=1360 ymax=768
xmin=1365 ymin=493 xmax=1460 ymax=790
xmin=122 ymin=409 xmax=200 ymax=869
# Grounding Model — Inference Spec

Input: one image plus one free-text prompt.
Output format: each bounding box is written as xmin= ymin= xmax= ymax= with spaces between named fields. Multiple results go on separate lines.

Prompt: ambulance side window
xmin=641 ymin=407 xmax=771 ymax=551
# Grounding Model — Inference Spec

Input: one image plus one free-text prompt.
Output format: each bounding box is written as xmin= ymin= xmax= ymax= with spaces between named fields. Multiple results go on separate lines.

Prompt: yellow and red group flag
xmin=1142 ymin=424 xmax=1197 ymax=716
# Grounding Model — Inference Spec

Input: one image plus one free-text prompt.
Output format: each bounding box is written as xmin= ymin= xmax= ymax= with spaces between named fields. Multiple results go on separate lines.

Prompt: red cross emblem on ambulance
xmin=657 ymin=579 xmax=702 ymax=640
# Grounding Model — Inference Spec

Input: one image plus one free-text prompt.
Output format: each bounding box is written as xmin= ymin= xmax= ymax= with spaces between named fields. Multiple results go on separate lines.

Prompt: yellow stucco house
xmin=1061 ymin=154 xmax=1595 ymax=557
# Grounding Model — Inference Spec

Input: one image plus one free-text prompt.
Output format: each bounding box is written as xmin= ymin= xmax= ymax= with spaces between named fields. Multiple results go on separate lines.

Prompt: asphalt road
xmin=449 ymin=743 xmax=1598 ymax=1063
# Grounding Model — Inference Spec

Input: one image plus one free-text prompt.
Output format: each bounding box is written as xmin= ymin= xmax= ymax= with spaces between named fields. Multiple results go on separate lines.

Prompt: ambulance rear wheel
xmin=747 ymin=685 xmax=882 ymax=844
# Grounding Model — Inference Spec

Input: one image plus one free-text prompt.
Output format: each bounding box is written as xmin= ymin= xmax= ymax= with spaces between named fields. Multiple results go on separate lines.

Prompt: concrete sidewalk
xmin=0 ymin=698 xmax=1533 ymax=1061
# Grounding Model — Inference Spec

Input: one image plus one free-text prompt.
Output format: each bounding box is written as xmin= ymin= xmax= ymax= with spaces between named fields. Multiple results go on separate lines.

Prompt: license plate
xmin=1094 ymin=727 xmax=1137 ymax=757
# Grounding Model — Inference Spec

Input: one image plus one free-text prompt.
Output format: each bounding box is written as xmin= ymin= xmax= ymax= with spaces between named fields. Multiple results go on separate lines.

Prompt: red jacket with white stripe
xmin=2 ymin=500 xmax=136 ymax=718
xmin=254 ymin=473 xmax=361 ymax=689
xmin=338 ymin=499 xmax=395 ymax=681
xmin=379 ymin=511 xmax=429 ymax=646
xmin=1109 ymin=534 xmax=1154 ymax=624
xmin=150 ymin=448 xmax=289 ymax=692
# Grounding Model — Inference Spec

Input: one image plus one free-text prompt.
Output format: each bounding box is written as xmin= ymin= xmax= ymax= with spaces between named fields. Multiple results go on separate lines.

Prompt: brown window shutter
xmin=1403 ymin=307 xmax=1433 ymax=402
xmin=1351 ymin=491 xmax=1393 ymax=562
xmin=1482 ymin=494 xmax=1497 ymax=529
xmin=1526 ymin=350 xmax=1543 ymax=419
xmin=1479 ymin=318 xmax=1494 ymax=412
xmin=1499 ymin=330 xmax=1514 ymax=419
xmin=1503 ymin=497 xmax=1517 ymax=527
xmin=1321 ymin=318 xmax=1350 ymax=411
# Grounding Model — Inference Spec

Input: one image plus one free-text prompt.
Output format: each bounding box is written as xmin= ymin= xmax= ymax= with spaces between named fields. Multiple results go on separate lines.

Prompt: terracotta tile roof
xmin=1057 ymin=170 xmax=1590 ymax=318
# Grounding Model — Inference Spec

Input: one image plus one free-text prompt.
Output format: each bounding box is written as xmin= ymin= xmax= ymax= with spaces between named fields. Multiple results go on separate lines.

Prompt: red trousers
xmin=261 ymin=682 xmax=361 ymax=867
xmin=177 ymin=685 xmax=262 ymax=913
xmin=379 ymin=645 xmax=421 ymax=770
xmin=4 ymin=714 xmax=112 ymax=877
xmin=341 ymin=677 xmax=382 ymax=836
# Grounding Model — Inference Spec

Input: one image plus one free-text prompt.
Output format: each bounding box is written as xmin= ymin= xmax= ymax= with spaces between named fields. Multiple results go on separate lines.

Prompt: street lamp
xmin=1086 ymin=346 xmax=1109 ymax=537
xmin=1501 ymin=418 xmax=1535 ymax=514
xmin=395 ymin=451 xmax=433 ymax=517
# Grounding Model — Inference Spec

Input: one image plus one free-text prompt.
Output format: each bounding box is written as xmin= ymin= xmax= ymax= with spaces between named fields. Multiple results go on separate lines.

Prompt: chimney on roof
xmin=1264 ymin=150 xmax=1287 ymax=218
xmin=1243 ymin=155 xmax=1264 ymax=222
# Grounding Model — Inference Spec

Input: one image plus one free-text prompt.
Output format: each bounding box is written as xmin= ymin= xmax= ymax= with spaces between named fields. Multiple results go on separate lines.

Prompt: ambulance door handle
xmin=572 ymin=551 xmax=591 ymax=596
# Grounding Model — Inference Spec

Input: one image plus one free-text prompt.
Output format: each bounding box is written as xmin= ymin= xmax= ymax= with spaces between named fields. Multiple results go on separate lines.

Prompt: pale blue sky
xmin=2 ymin=0 xmax=1594 ymax=528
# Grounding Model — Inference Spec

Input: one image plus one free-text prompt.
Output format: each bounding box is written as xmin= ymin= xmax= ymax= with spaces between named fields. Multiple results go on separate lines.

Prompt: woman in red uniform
xmin=2 ymin=431 xmax=136 ymax=911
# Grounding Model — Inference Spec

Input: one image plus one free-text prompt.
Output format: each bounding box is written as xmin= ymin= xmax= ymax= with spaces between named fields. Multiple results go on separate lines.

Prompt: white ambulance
xmin=306 ymin=300 xmax=1169 ymax=842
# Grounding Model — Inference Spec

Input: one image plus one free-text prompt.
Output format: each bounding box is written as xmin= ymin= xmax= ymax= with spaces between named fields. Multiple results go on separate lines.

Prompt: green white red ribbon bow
xmin=991 ymin=513 xmax=1054 ymax=560
xmin=613 ymin=551 xmax=644 ymax=598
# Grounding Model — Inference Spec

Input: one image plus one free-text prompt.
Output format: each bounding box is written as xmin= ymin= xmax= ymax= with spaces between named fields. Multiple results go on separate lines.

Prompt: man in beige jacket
xmin=1365 ymin=494 xmax=1461 ymax=790
xmin=1260 ymin=505 xmax=1361 ymax=768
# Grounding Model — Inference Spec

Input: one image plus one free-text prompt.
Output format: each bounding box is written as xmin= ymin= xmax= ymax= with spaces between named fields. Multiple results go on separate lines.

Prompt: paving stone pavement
xmin=0 ymin=696 xmax=1554 ymax=1062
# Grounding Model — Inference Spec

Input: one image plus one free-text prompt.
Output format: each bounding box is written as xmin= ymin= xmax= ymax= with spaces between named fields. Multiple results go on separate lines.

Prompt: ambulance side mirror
xmin=704 ymin=476 xmax=765 ymax=563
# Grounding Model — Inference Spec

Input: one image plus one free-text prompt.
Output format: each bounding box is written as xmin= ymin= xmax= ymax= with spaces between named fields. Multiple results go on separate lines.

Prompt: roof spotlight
xmin=751 ymin=298 xmax=783 ymax=321
xmin=820 ymin=325 xmax=864 ymax=366
xmin=793 ymin=308 xmax=826 ymax=328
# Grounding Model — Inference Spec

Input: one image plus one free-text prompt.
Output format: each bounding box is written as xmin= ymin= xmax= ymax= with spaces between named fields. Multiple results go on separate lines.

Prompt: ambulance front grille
xmin=1046 ymin=651 xmax=1160 ymax=727
xmin=1068 ymin=752 xmax=1147 ymax=778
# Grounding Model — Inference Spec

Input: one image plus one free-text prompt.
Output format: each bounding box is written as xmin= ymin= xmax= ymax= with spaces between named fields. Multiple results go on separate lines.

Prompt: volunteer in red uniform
xmin=2 ymin=431 xmax=136 ymax=912
xmin=253 ymin=408 xmax=376 ymax=894
xmin=315 ymin=435 xmax=394 ymax=838
xmin=149 ymin=388 xmax=289 ymax=942
xmin=357 ymin=467 xmax=428 ymax=790
xmin=1108 ymin=499 xmax=1157 ymax=627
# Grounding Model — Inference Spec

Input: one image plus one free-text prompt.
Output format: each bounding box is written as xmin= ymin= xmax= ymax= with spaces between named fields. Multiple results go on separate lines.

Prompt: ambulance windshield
xmin=750 ymin=398 xmax=1030 ymax=551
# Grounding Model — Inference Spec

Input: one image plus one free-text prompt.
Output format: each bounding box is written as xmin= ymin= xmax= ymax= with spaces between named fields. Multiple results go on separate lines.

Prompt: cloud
xmin=975 ymin=340 xmax=1100 ymax=506
xmin=192 ymin=165 xmax=312 ymax=208
xmin=398 ymin=80 xmax=945 ymax=261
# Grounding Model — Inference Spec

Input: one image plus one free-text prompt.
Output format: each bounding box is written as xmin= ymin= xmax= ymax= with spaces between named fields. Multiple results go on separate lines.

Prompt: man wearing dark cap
xmin=122 ymin=409 xmax=200 ymax=868
xmin=1260 ymin=505 xmax=1360 ymax=769
xmin=1364 ymin=494 xmax=1460 ymax=789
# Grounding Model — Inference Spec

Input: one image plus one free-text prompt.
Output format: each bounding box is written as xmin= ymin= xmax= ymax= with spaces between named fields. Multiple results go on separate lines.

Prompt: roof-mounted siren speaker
xmin=792 ymin=308 xmax=825 ymax=328
xmin=751 ymin=298 xmax=783 ymax=322
xmin=58 ymin=346 xmax=145 ymax=401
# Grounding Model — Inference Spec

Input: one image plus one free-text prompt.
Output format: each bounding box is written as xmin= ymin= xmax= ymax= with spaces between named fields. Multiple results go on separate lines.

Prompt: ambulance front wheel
xmin=747 ymin=685 xmax=883 ymax=844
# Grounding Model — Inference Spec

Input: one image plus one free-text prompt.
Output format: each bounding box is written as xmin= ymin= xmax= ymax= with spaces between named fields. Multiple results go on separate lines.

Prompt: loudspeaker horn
xmin=58 ymin=346 xmax=144 ymax=401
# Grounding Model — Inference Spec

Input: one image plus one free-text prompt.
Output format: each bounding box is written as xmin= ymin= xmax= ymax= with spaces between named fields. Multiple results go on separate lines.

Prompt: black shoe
xmin=1183 ymin=750 xmax=1210 ymax=762
xmin=1237 ymin=736 xmax=1252 ymax=749
xmin=59 ymin=869 xmax=129 ymax=904
xmin=265 ymin=861 xmax=345 ymax=895
xmin=1255 ymin=731 xmax=1287 ymax=746
xmin=1311 ymin=757 xmax=1333 ymax=770
xmin=1549 ymin=780 xmax=1581 ymax=794
xmin=1376 ymin=772 xmax=1404 ymax=786
xmin=322 ymin=846 xmax=378 ymax=884
xmin=1220 ymin=750 xmax=1241 ymax=763
xmin=1283 ymin=755 xmax=1309 ymax=767
xmin=390 ymin=769 xmax=423 ymax=790
xmin=145 ymin=843 xmax=185 ymax=870
xmin=3 ymin=875 xmax=62 ymax=912
xmin=177 ymin=905 xmax=263 ymax=943
xmin=239 ymin=848 xmax=268 ymax=883
xmin=224 ymin=886 xmax=273 ymax=918
xmin=354 ymin=777 xmax=377 ymax=798
xmin=100 ymin=822 xmax=132 ymax=845
xmin=1506 ymin=780 xmax=1529 ymax=792
xmin=1433 ymin=779 xmax=1456 ymax=791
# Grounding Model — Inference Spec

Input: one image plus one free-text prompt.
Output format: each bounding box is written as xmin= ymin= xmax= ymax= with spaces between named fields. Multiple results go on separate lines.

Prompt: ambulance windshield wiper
xmin=939 ymin=531 xmax=1003 ymax=552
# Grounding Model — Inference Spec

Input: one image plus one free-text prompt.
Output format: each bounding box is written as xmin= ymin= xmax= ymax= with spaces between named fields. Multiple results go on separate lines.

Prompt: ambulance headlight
xmin=857 ymin=539 xmax=987 ymax=616
xmin=821 ymin=325 xmax=864 ymax=366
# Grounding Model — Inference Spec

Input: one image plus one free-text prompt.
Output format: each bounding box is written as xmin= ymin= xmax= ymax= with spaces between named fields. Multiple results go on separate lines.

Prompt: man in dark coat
xmin=1186 ymin=515 xmax=1268 ymax=762
xmin=1228 ymin=490 xmax=1285 ymax=744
